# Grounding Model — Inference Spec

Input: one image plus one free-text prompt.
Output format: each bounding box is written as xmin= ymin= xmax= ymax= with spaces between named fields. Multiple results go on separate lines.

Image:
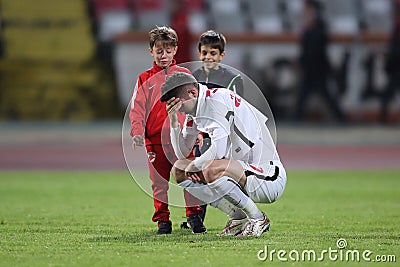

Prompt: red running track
xmin=1 ymin=142 xmax=399 ymax=171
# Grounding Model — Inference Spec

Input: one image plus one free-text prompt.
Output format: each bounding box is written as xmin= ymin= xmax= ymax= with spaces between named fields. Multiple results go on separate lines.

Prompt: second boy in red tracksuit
xmin=130 ymin=26 xmax=206 ymax=234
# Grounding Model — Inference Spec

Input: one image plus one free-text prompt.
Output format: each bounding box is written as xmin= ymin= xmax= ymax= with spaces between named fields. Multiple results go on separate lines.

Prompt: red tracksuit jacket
xmin=129 ymin=60 xmax=190 ymax=145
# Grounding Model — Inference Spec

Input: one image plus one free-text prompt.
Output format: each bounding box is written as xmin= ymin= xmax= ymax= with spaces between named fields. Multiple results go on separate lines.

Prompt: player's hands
xmin=185 ymin=161 xmax=202 ymax=182
xmin=186 ymin=172 xmax=203 ymax=182
xmin=166 ymin=97 xmax=182 ymax=128
xmin=132 ymin=135 xmax=144 ymax=150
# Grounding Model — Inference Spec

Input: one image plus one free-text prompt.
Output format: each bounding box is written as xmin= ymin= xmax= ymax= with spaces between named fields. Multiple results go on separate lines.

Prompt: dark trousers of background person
xmin=380 ymin=74 xmax=400 ymax=123
xmin=295 ymin=76 xmax=344 ymax=122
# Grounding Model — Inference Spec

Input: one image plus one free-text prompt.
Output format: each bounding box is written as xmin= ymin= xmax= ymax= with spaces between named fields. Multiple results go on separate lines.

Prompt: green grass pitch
xmin=0 ymin=170 xmax=399 ymax=266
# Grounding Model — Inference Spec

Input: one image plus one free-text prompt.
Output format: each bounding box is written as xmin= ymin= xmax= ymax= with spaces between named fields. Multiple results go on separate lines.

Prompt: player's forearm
xmin=192 ymin=137 xmax=226 ymax=170
xmin=169 ymin=112 xmax=179 ymax=129
xmin=170 ymin=124 xmax=197 ymax=159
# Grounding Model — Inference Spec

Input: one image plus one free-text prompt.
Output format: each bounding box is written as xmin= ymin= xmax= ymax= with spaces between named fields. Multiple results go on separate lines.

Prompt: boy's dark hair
xmin=198 ymin=30 xmax=226 ymax=53
xmin=161 ymin=72 xmax=198 ymax=102
xmin=149 ymin=26 xmax=178 ymax=48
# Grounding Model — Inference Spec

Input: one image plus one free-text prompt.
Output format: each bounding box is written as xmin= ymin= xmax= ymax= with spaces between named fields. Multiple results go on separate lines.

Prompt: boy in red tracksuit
xmin=130 ymin=26 xmax=206 ymax=234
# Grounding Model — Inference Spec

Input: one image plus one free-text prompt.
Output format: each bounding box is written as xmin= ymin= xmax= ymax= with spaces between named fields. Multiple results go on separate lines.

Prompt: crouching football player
xmin=161 ymin=72 xmax=287 ymax=237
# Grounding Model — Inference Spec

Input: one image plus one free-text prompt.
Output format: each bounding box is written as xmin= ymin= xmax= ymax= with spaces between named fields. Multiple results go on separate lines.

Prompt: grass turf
xmin=0 ymin=170 xmax=399 ymax=266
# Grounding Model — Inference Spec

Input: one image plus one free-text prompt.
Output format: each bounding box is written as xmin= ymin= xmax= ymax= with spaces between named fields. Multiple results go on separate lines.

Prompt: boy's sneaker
xmin=187 ymin=214 xmax=207 ymax=234
xmin=218 ymin=218 xmax=249 ymax=236
xmin=181 ymin=204 xmax=208 ymax=229
xmin=240 ymin=213 xmax=270 ymax=237
xmin=200 ymin=204 xmax=207 ymax=222
xmin=157 ymin=221 xmax=172 ymax=234
xmin=180 ymin=221 xmax=190 ymax=229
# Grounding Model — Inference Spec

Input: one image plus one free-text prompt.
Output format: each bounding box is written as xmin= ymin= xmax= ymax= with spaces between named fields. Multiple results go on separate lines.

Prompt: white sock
xmin=243 ymin=199 xmax=264 ymax=220
xmin=208 ymin=176 xmax=248 ymax=208
xmin=179 ymin=180 xmax=219 ymax=204
xmin=210 ymin=198 xmax=247 ymax=220
xmin=179 ymin=180 xmax=246 ymax=219
xmin=208 ymin=176 xmax=263 ymax=220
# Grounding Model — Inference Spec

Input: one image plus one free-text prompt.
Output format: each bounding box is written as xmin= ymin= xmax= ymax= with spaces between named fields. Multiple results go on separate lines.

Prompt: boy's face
xmin=149 ymin=42 xmax=177 ymax=68
xmin=198 ymin=45 xmax=225 ymax=71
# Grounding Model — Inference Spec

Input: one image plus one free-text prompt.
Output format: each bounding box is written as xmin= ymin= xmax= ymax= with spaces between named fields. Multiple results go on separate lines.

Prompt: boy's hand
xmin=166 ymin=97 xmax=182 ymax=128
xmin=132 ymin=135 xmax=144 ymax=150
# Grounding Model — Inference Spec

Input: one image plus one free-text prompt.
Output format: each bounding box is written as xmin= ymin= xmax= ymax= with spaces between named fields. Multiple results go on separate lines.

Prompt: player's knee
xmin=202 ymin=163 xmax=223 ymax=183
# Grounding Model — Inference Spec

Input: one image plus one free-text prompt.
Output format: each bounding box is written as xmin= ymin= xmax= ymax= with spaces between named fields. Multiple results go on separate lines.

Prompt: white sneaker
xmin=240 ymin=213 xmax=270 ymax=237
xmin=218 ymin=218 xmax=248 ymax=236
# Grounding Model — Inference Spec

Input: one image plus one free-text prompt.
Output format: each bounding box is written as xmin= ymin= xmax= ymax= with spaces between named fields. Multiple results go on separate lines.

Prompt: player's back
xmin=197 ymin=85 xmax=278 ymax=163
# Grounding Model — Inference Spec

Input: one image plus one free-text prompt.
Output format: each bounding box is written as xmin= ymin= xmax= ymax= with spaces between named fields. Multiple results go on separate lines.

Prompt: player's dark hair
xmin=149 ymin=26 xmax=178 ymax=48
xmin=198 ymin=30 xmax=226 ymax=53
xmin=161 ymin=72 xmax=198 ymax=102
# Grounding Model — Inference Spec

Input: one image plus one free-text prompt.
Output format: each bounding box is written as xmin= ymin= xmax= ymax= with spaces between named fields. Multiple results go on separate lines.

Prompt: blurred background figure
xmin=170 ymin=0 xmax=193 ymax=63
xmin=380 ymin=0 xmax=400 ymax=123
xmin=294 ymin=0 xmax=345 ymax=122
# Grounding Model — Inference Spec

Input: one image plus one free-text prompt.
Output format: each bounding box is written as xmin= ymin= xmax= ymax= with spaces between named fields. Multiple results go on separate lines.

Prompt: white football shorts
xmin=238 ymin=160 xmax=287 ymax=204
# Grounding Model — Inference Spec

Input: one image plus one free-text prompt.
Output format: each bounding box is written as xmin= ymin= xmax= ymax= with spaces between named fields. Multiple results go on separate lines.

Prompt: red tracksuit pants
xmin=146 ymin=144 xmax=203 ymax=223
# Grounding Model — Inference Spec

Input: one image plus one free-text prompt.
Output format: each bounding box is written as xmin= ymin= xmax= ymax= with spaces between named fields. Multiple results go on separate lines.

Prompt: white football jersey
xmin=187 ymin=84 xmax=280 ymax=167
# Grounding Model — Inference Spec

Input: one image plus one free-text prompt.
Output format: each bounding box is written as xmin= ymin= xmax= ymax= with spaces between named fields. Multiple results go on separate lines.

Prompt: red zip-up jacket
xmin=129 ymin=60 xmax=190 ymax=145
